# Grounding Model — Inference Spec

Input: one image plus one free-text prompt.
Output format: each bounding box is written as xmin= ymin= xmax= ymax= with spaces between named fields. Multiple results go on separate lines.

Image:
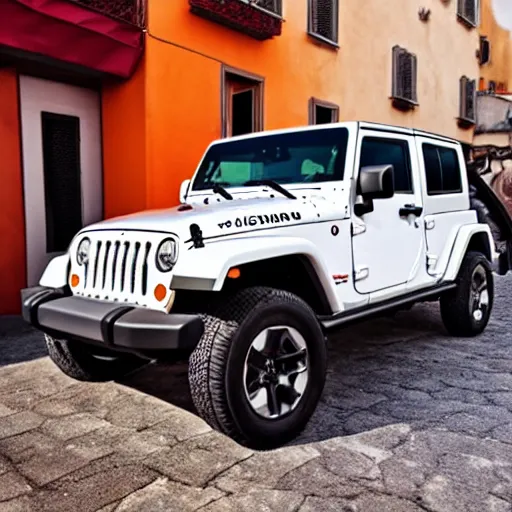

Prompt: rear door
xmin=415 ymin=137 xmax=474 ymax=279
xmin=351 ymin=130 xmax=426 ymax=295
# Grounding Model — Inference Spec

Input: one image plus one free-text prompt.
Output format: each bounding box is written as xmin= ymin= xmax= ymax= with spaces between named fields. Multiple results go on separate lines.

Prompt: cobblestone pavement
xmin=0 ymin=276 xmax=511 ymax=511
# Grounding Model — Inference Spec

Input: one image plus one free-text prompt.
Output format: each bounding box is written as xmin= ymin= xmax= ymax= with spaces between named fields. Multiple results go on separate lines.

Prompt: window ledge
xmin=457 ymin=14 xmax=478 ymax=29
xmin=390 ymin=96 xmax=418 ymax=111
xmin=457 ymin=116 xmax=476 ymax=129
xmin=307 ymin=31 xmax=339 ymax=49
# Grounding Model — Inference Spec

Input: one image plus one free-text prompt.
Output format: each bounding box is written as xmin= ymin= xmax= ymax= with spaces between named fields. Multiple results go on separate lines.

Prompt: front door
xmin=351 ymin=131 xmax=425 ymax=295
xmin=19 ymin=75 xmax=103 ymax=286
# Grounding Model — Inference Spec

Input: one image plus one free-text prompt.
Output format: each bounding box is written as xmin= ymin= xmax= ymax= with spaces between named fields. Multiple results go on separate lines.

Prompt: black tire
xmin=45 ymin=335 xmax=146 ymax=382
xmin=188 ymin=287 xmax=327 ymax=450
xmin=440 ymin=250 xmax=494 ymax=337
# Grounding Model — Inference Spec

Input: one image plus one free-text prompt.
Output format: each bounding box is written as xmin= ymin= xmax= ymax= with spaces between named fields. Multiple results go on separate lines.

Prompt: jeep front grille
xmin=83 ymin=239 xmax=153 ymax=300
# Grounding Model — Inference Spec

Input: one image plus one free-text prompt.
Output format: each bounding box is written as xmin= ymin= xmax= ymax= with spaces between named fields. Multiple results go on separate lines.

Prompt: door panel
xmin=19 ymin=75 xmax=103 ymax=286
xmin=416 ymin=137 xmax=472 ymax=279
xmin=423 ymin=210 xmax=477 ymax=277
xmin=351 ymin=131 xmax=425 ymax=295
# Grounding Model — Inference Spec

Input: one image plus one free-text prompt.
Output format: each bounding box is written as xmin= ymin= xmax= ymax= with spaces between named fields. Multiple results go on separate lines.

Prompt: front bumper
xmin=21 ymin=286 xmax=204 ymax=353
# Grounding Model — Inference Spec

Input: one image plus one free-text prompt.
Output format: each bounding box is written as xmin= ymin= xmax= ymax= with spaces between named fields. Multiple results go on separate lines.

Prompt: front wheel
xmin=440 ymin=250 xmax=494 ymax=337
xmin=188 ymin=287 xmax=327 ymax=450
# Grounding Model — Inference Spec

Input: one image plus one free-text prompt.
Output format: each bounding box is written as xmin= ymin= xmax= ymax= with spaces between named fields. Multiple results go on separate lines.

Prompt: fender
xmin=442 ymin=224 xmax=496 ymax=282
xmin=39 ymin=254 xmax=71 ymax=288
xmin=171 ymin=235 xmax=342 ymax=313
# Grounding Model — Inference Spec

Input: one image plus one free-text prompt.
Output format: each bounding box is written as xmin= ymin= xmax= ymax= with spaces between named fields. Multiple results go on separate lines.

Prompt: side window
xmin=359 ymin=138 xmax=413 ymax=193
xmin=422 ymin=144 xmax=463 ymax=195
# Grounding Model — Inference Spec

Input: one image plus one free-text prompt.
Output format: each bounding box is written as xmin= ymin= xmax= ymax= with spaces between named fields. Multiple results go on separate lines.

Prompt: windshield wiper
xmin=243 ymin=180 xmax=296 ymax=200
xmin=212 ymin=183 xmax=233 ymax=200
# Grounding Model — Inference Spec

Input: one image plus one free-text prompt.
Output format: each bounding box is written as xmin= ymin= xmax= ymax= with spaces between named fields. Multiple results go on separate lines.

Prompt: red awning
xmin=0 ymin=0 xmax=143 ymax=78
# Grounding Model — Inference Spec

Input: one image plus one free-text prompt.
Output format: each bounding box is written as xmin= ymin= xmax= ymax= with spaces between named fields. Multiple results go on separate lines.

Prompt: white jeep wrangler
xmin=22 ymin=121 xmax=512 ymax=449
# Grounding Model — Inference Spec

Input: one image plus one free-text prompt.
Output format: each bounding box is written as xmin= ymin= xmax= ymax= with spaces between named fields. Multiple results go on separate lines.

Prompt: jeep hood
xmin=79 ymin=196 xmax=331 ymax=241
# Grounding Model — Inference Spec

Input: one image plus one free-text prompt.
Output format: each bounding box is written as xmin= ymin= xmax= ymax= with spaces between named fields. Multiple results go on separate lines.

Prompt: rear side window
xmin=359 ymin=137 xmax=413 ymax=193
xmin=422 ymin=144 xmax=463 ymax=195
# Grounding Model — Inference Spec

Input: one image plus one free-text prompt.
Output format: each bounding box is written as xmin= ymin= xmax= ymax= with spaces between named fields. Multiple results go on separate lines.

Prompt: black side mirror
xmin=354 ymin=165 xmax=395 ymax=217
xmin=358 ymin=164 xmax=395 ymax=199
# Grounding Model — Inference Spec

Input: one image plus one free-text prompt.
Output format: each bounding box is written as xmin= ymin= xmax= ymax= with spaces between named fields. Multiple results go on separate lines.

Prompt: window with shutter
xmin=457 ymin=0 xmax=480 ymax=27
xmin=459 ymin=76 xmax=476 ymax=124
xmin=308 ymin=0 xmax=339 ymax=45
xmin=391 ymin=46 xmax=418 ymax=107
xmin=478 ymin=36 xmax=491 ymax=65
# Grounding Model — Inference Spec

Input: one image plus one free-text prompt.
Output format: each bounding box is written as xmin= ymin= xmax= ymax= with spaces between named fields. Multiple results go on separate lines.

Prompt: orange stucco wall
xmin=0 ymin=69 xmax=26 ymax=314
xmin=102 ymin=0 xmax=481 ymax=213
xmin=144 ymin=0 xmax=346 ymax=209
xmin=145 ymin=42 xmax=221 ymax=209
xmin=102 ymin=57 xmax=148 ymax=219
xmin=480 ymin=0 xmax=512 ymax=90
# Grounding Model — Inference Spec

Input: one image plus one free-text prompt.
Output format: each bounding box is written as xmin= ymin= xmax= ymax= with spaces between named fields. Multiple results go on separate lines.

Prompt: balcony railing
xmin=71 ymin=0 xmax=146 ymax=27
xmin=189 ymin=0 xmax=283 ymax=40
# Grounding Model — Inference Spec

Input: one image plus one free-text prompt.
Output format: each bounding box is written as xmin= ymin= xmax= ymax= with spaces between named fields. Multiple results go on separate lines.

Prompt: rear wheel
xmin=440 ymin=251 xmax=494 ymax=337
xmin=45 ymin=335 xmax=147 ymax=382
xmin=188 ymin=287 xmax=327 ymax=450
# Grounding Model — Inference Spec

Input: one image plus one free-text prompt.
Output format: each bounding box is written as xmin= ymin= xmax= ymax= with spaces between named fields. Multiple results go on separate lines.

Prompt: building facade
xmin=472 ymin=0 xmax=512 ymax=215
xmin=478 ymin=0 xmax=512 ymax=94
xmin=0 ymin=0 xmax=145 ymax=314
xmin=0 ymin=0 xmax=484 ymax=314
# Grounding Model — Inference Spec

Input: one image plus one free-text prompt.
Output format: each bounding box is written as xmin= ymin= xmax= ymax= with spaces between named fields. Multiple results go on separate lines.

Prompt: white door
xmin=19 ymin=75 xmax=103 ymax=286
xmin=351 ymin=131 xmax=425 ymax=294
xmin=416 ymin=137 xmax=474 ymax=278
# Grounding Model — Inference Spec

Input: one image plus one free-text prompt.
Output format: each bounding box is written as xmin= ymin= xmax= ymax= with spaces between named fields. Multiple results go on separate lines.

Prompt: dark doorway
xmin=223 ymin=68 xmax=263 ymax=138
xmin=232 ymin=89 xmax=254 ymax=136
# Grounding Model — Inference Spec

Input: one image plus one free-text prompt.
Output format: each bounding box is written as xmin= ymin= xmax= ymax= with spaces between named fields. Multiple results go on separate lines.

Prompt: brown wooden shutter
xmin=393 ymin=47 xmax=417 ymax=102
xmin=458 ymin=0 xmax=478 ymax=24
xmin=459 ymin=76 xmax=476 ymax=121
xmin=410 ymin=54 xmax=418 ymax=102
xmin=464 ymin=0 xmax=476 ymax=23
xmin=466 ymin=78 xmax=476 ymax=121
xmin=311 ymin=0 xmax=338 ymax=42
xmin=459 ymin=76 xmax=468 ymax=119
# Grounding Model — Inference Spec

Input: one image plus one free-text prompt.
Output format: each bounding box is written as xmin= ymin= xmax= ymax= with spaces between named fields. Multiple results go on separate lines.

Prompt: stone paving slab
xmin=0 ymin=275 xmax=511 ymax=511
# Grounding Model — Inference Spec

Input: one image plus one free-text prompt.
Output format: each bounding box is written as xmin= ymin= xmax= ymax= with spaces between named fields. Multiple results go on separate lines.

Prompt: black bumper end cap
xmin=113 ymin=309 xmax=204 ymax=351
xmin=32 ymin=295 xmax=204 ymax=353
xmin=21 ymin=286 xmax=69 ymax=328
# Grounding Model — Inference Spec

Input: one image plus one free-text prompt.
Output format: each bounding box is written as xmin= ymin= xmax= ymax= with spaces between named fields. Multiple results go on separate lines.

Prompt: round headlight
xmin=156 ymin=238 xmax=178 ymax=272
xmin=77 ymin=238 xmax=91 ymax=266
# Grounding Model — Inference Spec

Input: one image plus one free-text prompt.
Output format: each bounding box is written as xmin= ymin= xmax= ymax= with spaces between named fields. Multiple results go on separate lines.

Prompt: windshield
xmin=191 ymin=127 xmax=349 ymax=191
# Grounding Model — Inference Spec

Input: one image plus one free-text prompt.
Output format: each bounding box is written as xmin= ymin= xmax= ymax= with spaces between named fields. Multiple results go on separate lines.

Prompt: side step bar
xmin=319 ymin=283 xmax=457 ymax=331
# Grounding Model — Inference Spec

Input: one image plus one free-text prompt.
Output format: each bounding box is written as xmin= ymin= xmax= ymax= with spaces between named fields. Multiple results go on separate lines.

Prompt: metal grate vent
xmin=41 ymin=112 xmax=83 ymax=254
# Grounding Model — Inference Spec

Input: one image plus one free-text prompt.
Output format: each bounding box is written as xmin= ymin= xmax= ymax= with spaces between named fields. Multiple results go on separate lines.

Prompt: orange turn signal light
xmin=70 ymin=274 xmax=80 ymax=288
xmin=227 ymin=267 xmax=241 ymax=279
xmin=154 ymin=284 xmax=167 ymax=302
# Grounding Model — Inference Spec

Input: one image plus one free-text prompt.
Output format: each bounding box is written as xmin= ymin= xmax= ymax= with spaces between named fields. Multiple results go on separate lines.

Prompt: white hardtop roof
xmin=209 ymin=121 xmax=460 ymax=147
